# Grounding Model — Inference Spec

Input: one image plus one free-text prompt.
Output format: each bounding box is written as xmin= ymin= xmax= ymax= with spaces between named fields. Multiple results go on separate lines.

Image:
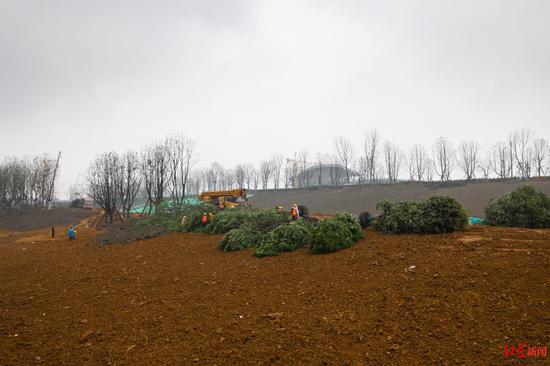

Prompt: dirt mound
xmin=0 ymin=208 xmax=92 ymax=231
xmin=249 ymin=177 xmax=550 ymax=217
xmin=95 ymin=219 xmax=169 ymax=246
xmin=0 ymin=224 xmax=548 ymax=365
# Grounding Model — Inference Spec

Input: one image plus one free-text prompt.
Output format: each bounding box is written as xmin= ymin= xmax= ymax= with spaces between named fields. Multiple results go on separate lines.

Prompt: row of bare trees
xmin=331 ymin=128 xmax=549 ymax=185
xmin=87 ymin=133 xmax=195 ymax=222
xmin=184 ymin=128 xmax=549 ymax=192
xmin=0 ymin=153 xmax=61 ymax=209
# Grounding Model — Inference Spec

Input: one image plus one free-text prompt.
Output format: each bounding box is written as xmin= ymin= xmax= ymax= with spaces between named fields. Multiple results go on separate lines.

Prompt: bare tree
xmin=87 ymin=152 xmax=119 ymax=224
xmin=425 ymin=158 xmax=434 ymax=182
xmin=0 ymin=154 xmax=61 ymax=210
xmin=116 ymin=151 xmax=142 ymax=218
xmin=512 ymin=129 xmax=533 ymax=179
xmin=271 ymin=154 xmax=283 ymax=189
xmin=532 ymin=138 xmax=548 ymax=177
xmin=0 ymin=158 xmax=28 ymax=208
xmin=296 ymin=151 xmax=309 ymax=188
xmin=283 ymin=162 xmax=292 ymax=189
xmin=490 ymin=142 xmax=510 ymax=178
xmin=479 ymin=152 xmax=492 ymax=179
xmin=260 ymin=160 xmax=273 ymax=189
xmin=186 ymin=168 xmax=206 ymax=195
xmin=67 ymin=181 xmax=84 ymax=202
xmin=314 ymin=153 xmax=328 ymax=186
xmin=408 ymin=144 xmax=428 ymax=181
xmin=457 ymin=141 xmax=479 ymax=180
xmin=246 ymin=165 xmax=260 ymax=189
xmin=363 ymin=129 xmax=379 ymax=182
xmin=141 ymin=141 xmax=170 ymax=214
xmin=220 ymin=168 xmax=235 ymax=189
xmin=355 ymin=156 xmax=367 ymax=184
xmin=166 ymin=134 xmax=196 ymax=207
xmin=383 ymin=141 xmax=402 ymax=183
xmin=205 ymin=162 xmax=223 ymax=190
xmin=335 ymin=136 xmax=354 ymax=185
xmin=507 ymin=134 xmax=515 ymax=178
xmin=433 ymin=137 xmax=454 ymax=181
xmin=328 ymin=154 xmax=344 ymax=186
xmin=234 ymin=164 xmax=247 ymax=188
xmin=44 ymin=152 xmax=61 ymax=210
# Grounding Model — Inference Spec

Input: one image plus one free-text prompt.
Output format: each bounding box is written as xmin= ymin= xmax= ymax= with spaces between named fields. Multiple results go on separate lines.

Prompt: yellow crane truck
xmin=199 ymin=188 xmax=248 ymax=208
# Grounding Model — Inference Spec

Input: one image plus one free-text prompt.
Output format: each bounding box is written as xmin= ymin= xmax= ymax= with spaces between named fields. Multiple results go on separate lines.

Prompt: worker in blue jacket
xmin=68 ymin=226 xmax=76 ymax=241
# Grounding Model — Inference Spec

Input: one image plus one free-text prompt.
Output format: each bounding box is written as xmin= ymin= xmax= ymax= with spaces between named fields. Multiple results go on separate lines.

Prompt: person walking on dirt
xmin=68 ymin=226 xmax=76 ymax=240
xmin=51 ymin=226 xmax=55 ymax=239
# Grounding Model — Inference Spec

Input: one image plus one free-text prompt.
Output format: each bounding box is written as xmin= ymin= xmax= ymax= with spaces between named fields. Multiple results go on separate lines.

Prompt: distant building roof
xmin=297 ymin=164 xmax=359 ymax=187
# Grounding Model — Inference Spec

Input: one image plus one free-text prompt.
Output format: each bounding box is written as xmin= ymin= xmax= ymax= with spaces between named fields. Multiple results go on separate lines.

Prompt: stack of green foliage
xmin=142 ymin=202 xmax=217 ymax=232
xmin=309 ymin=217 xmax=356 ymax=254
xmin=145 ymin=204 xmax=366 ymax=256
xmin=205 ymin=209 xmax=287 ymax=234
xmin=219 ymin=228 xmax=261 ymax=252
xmin=334 ymin=212 xmax=363 ymax=241
xmin=375 ymin=196 xmax=468 ymax=234
xmin=484 ymin=185 xmax=550 ymax=228
xmin=254 ymin=222 xmax=310 ymax=257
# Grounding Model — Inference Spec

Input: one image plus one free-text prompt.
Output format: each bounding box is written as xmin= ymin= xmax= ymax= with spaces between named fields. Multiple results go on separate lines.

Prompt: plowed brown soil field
xmin=1 ymin=222 xmax=549 ymax=365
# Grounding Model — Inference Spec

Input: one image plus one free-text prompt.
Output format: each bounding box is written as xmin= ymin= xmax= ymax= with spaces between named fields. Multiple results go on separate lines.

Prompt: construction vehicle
xmin=199 ymin=188 xmax=248 ymax=208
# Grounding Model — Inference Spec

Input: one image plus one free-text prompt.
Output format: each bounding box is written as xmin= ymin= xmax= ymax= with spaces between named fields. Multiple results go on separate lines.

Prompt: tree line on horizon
xmin=0 ymin=128 xmax=548 ymax=217
xmin=185 ymin=127 xmax=548 ymax=193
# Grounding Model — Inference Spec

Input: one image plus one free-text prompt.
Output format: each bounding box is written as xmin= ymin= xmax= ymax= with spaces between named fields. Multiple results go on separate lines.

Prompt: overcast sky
xmin=1 ymin=0 xmax=549 ymax=195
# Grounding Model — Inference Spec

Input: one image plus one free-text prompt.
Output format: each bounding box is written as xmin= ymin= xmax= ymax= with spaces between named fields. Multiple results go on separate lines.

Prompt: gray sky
xmin=1 ymin=0 xmax=549 ymax=195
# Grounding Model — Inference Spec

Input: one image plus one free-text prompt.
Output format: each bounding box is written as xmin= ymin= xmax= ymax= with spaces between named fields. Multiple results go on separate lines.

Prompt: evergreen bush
xmin=484 ymin=185 xmax=550 ymax=228
xmin=206 ymin=209 xmax=287 ymax=234
xmin=334 ymin=212 xmax=363 ymax=241
xmin=254 ymin=223 xmax=310 ymax=257
xmin=309 ymin=218 xmax=354 ymax=254
xmin=420 ymin=196 xmax=468 ymax=233
xmin=375 ymin=196 xmax=468 ymax=234
xmin=218 ymin=228 xmax=261 ymax=252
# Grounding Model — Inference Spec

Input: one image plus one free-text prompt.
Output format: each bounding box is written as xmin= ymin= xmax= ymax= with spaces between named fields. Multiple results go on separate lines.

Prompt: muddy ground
xmin=249 ymin=177 xmax=550 ymax=216
xmin=0 ymin=208 xmax=91 ymax=231
xmin=0 ymin=218 xmax=549 ymax=365
xmin=95 ymin=220 xmax=169 ymax=246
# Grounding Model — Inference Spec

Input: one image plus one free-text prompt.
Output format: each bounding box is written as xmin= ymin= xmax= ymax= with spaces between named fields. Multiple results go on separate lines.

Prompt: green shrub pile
xmin=420 ymin=196 xmax=469 ymax=233
xmin=484 ymin=185 xmax=550 ymax=228
xmin=141 ymin=202 xmax=217 ymax=232
xmin=309 ymin=218 xmax=354 ymax=254
xmin=334 ymin=212 xmax=363 ymax=241
xmin=375 ymin=196 xmax=468 ymax=234
xmin=254 ymin=223 xmax=310 ymax=257
xmin=375 ymin=201 xmax=423 ymax=234
xmin=243 ymin=210 xmax=288 ymax=232
xmin=205 ymin=209 xmax=252 ymax=234
xmin=179 ymin=210 xmax=205 ymax=232
xmin=204 ymin=209 xmax=287 ymax=235
xmin=218 ymin=228 xmax=261 ymax=252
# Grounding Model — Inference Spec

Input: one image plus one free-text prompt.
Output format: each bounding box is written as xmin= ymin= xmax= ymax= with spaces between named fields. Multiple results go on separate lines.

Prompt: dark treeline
xmin=0 ymin=153 xmax=61 ymax=209
xmin=187 ymin=128 xmax=548 ymax=193
xmin=1 ymin=128 xmax=548 ymax=222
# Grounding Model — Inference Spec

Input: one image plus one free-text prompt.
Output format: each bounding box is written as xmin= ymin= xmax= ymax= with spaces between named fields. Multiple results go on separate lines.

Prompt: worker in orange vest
xmin=201 ymin=213 xmax=208 ymax=226
xmin=290 ymin=205 xmax=299 ymax=221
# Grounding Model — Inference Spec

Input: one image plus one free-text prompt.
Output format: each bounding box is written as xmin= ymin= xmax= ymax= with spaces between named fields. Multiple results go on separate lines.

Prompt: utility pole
xmin=46 ymin=151 xmax=62 ymax=210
